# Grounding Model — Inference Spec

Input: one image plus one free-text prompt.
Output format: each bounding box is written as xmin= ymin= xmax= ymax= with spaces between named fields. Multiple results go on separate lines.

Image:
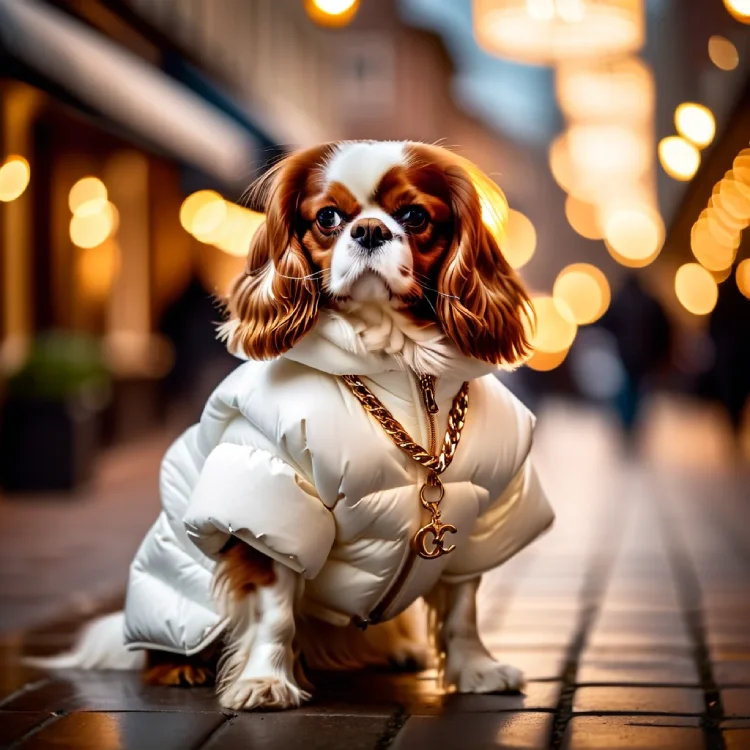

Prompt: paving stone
xmin=443 ymin=681 xmax=561 ymax=712
xmin=714 ymin=661 xmax=750 ymax=686
xmin=390 ymin=712 xmax=553 ymax=750
xmin=484 ymin=649 xmax=566 ymax=681
xmin=0 ymin=712 xmax=56 ymax=746
xmin=722 ymin=688 xmax=750 ymax=718
xmin=573 ymin=686 xmax=705 ymax=714
xmin=199 ymin=713 xmax=391 ymax=750
xmin=1 ymin=673 xmax=223 ymax=713
xmin=722 ymin=719 xmax=750 ymax=750
xmin=564 ymin=716 xmax=705 ymax=750
xmin=577 ymin=659 xmax=700 ymax=686
xmin=14 ymin=711 xmax=226 ymax=750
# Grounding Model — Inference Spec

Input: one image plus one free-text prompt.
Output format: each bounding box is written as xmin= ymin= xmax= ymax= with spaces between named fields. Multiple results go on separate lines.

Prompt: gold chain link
xmin=340 ymin=375 xmax=469 ymax=476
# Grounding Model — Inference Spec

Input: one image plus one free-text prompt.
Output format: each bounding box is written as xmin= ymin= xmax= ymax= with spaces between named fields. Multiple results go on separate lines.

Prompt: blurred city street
xmin=2 ymin=0 xmax=750 ymax=748
xmin=1 ymin=396 xmax=749 ymax=749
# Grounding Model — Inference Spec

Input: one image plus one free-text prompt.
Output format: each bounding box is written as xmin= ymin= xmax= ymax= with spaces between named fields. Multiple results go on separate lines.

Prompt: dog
xmin=32 ymin=141 xmax=554 ymax=710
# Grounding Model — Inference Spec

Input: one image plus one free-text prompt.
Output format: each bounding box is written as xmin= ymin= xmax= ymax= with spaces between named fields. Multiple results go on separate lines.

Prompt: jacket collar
xmin=226 ymin=302 xmax=495 ymax=385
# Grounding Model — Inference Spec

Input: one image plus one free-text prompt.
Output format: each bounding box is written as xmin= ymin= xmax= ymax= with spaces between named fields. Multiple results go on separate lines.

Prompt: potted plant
xmin=0 ymin=332 xmax=111 ymax=492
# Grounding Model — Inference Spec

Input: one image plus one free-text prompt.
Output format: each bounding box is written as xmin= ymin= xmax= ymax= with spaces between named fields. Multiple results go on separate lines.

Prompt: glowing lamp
xmin=473 ymin=0 xmax=645 ymax=65
xmin=304 ymin=0 xmax=359 ymax=28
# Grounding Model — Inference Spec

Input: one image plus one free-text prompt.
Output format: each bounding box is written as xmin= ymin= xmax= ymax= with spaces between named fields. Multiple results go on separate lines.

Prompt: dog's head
xmin=224 ymin=141 xmax=531 ymax=365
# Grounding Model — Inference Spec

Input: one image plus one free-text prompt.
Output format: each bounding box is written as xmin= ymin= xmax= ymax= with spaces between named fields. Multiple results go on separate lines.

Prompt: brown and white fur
xmin=32 ymin=141 xmax=530 ymax=710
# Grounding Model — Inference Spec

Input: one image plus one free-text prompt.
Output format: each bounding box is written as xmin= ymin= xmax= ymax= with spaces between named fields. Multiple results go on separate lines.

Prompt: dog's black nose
xmin=350 ymin=218 xmax=392 ymax=251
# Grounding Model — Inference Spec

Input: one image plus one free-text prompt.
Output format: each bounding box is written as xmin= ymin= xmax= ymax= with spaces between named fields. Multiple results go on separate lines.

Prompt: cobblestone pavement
xmin=0 ymin=398 xmax=748 ymax=749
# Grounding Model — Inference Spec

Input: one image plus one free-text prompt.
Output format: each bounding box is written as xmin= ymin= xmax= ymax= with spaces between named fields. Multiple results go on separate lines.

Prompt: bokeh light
xmin=77 ymin=239 xmax=121 ymax=300
xmin=691 ymin=216 xmax=737 ymax=271
xmin=526 ymin=347 xmax=570 ymax=372
xmin=675 ymin=263 xmax=719 ymax=315
xmin=0 ymin=156 xmax=30 ymax=202
xmin=553 ymin=263 xmax=611 ymax=325
xmin=529 ymin=295 xmax=577 ymax=354
xmin=736 ymin=258 xmax=750 ymax=299
xmin=304 ymin=0 xmax=359 ymax=27
xmin=473 ymin=0 xmax=645 ymax=65
xmin=68 ymin=177 xmax=107 ymax=213
xmin=180 ymin=191 xmax=224 ymax=234
xmin=564 ymin=195 xmax=603 ymax=240
xmin=674 ymin=103 xmax=716 ymax=149
xmin=722 ymin=0 xmax=750 ymax=23
xmin=604 ymin=206 xmax=664 ymax=265
xmin=555 ymin=57 xmax=654 ymax=124
xmin=658 ymin=136 xmax=700 ymax=181
xmin=69 ymin=201 xmax=119 ymax=249
xmin=503 ymin=208 xmax=536 ymax=269
xmin=708 ymin=35 xmax=739 ymax=70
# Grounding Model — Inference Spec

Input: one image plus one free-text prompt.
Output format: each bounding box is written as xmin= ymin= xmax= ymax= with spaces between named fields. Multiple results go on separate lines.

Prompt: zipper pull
xmin=419 ymin=375 xmax=439 ymax=415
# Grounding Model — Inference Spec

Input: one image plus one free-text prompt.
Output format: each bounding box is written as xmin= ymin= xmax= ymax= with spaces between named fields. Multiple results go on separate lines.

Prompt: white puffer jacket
xmin=123 ymin=309 xmax=554 ymax=655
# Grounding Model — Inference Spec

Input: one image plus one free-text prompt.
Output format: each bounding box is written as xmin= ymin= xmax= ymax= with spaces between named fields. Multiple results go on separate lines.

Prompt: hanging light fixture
xmin=473 ymin=0 xmax=645 ymax=66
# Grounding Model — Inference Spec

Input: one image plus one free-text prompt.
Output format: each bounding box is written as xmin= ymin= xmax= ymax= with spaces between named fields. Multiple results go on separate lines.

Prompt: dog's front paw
xmin=450 ymin=656 xmax=525 ymax=694
xmin=219 ymin=676 xmax=311 ymax=711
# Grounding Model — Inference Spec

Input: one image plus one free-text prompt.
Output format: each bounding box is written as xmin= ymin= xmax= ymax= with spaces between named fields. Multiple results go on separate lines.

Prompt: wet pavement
xmin=0 ymin=398 xmax=748 ymax=749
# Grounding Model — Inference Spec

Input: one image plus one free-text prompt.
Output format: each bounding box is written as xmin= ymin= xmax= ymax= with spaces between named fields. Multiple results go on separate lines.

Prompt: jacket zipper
xmin=355 ymin=371 xmax=439 ymax=629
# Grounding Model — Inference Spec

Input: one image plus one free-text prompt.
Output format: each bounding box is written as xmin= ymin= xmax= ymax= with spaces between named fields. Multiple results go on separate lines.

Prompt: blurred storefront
xmin=0 ymin=0 xmax=292 ymax=463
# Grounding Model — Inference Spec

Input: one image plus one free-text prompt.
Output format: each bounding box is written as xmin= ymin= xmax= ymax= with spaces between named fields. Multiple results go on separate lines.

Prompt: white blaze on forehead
xmin=324 ymin=141 xmax=407 ymax=205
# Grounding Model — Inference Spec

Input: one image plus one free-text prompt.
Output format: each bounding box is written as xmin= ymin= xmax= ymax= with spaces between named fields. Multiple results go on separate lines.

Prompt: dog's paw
xmin=219 ymin=676 xmax=311 ymax=711
xmin=451 ymin=657 xmax=525 ymax=694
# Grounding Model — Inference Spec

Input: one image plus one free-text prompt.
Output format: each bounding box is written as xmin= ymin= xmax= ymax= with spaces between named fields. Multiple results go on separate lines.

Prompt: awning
xmin=0 ymin=0 xmax=258 ymax=185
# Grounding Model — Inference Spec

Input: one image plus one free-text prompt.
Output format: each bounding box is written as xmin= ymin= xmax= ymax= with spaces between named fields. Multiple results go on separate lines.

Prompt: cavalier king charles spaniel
xmin=34 ymin=141 xmax=545 ymax=712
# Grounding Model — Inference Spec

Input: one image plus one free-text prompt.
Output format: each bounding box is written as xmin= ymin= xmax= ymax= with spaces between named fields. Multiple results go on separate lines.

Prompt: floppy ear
xmin=437 ymin=163 xmax=532 ymax=366
xmin=222 ymin=151 xmax=326 ymax=360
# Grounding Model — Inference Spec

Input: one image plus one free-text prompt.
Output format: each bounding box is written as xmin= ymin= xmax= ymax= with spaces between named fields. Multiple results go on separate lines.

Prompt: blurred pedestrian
xmin=599 ymin=274 xmax=673 ymax=440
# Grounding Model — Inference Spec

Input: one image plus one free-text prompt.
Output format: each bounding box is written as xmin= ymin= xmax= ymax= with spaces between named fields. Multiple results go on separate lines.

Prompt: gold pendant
xmin=412 ymin=472 xmax=457 ymax=559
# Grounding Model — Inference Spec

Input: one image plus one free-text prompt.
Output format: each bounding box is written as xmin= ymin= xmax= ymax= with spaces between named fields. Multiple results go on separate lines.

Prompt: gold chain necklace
xmin=341 ymin=374 xmax=469 ymax=559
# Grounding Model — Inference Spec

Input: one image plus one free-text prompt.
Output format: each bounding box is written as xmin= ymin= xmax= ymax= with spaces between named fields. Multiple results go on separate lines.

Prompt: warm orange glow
xmin=213 ymin=205 xmax=266 ymax=257
xmin=473 ymin=0 xmax=645 ymax=66
xmin=553 ymin=264 xmax=611 ymax=325
xmin=556 ymin=57 xmax=654 ymax=124
xmin=465 ymin=160 xmax=510 ymax=245
xmin=180 ymin=190 xmax=225 ymax=235
xmin=69 ymin=201 xmax=118 ymax=248
xmin=711 ymin=266 xmax=732 ymax=283
xmin=503 ymin=208 xmax=536 ymax=269
xmin=526 ymin=347 xmax=570 ymax=371
xmin=304 ymin=0 xmax=359 ymax=27
xmin=565 ymin=195 xmax=603 ymax=240
xmin=675 ymin=263 xmax=718 ymax=315
xmin=658 ymin=136 xmax=700 ymax=181
xmin=0 ymin=155 xmax=30 ymax=202
xmin=529 ymin=295 xmax=577 ymax=354
xmin=77 ymin=239 xmax=121 ymax=299
xmin=718 ymin=172 xmax=750 ymax=222
xmin=568 ymin=123 xmax=650 ymax=185
xmin=675 ymin=103 xmax=716 ymax=150
xmin=691 ymin=216 xmax=737 ymax=271
xmin=604 ymin=206 xmax=664 ymax=264
xmin=69 ymin=177 xmax=107 ymax=213
xmin=708 ymin=35 xmax=739 ymax=71
xmin=722 ymin=0 xmax=750 ymax=23
xmin=736 ymin=259 xmax=750 ymax=299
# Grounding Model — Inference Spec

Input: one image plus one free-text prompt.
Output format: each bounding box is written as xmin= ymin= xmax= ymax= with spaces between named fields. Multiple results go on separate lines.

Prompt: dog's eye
xmin=316 ymin=207 xmax=343 ymax=231
xmin=397 ymin=206 xmax=428 ymax=232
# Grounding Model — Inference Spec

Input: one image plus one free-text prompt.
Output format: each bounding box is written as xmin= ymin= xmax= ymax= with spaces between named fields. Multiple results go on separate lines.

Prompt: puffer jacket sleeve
xmin=183 ymin=443 xmax=335 ymax=579
xmin=440 ymin=455 xmax=554 ymax=583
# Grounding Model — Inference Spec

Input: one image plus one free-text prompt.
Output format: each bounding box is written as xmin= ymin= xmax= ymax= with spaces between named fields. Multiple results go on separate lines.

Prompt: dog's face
xmin=225 ymin=141 xmax=531 ymax=365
